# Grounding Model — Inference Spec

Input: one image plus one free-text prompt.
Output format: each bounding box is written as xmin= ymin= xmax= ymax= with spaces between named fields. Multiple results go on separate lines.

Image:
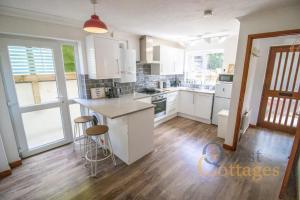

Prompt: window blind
xmin=8 ymin=46 xmax=55 ymax=75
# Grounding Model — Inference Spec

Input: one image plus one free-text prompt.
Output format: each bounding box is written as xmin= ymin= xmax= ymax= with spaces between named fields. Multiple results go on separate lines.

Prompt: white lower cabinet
xmin=166 ymin=92 xmax=178 ymax=116
xmin=136 ymin=90 xmax=213 ymax=125
xmin=194 ymin=93 xmax=213 ymax=120
xmin=179 ymin=91 xmax=194 ymax=116
xmin=179 ymin=91 xmax=213 ymax=123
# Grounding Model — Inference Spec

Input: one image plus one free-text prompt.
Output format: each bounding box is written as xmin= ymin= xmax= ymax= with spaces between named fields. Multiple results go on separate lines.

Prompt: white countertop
xmin=75 ymin=87 xmax=214 ymax=119
xmin=74 ymin=94 xmax=154 ymax=119
xmin=163 ymin=87 xmax=215 ymax=94
xmin=133 ymin=87 xmax=215 ymax=100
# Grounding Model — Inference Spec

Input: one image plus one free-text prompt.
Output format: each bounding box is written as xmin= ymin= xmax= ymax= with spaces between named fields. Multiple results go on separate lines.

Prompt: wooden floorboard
xmin=0 ymin=117 xmax=297 ymax=200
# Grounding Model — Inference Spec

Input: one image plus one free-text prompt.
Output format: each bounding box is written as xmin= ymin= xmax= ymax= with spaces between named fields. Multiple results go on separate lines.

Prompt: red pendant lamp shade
xmin=83 ymin=0 xmax=108 ymax=33
xmin=83 ymin=14 xmax=108 ymax=33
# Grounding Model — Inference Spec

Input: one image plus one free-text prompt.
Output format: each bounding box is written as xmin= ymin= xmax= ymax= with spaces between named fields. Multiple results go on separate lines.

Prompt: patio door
xmin=258 ymin=45 xmax=300 ymax=134
xmin=0 ymin=38 xmax=76 ymax=157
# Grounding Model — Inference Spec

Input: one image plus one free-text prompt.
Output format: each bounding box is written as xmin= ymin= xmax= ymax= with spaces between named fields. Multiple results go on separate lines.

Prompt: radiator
xmin=240 ymin=110 xmax=251 ymax=135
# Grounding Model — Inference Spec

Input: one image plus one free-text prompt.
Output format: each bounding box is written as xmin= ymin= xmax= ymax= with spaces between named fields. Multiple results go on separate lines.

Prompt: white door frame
xmin=0 ymin=37 xmax=75 ymax=157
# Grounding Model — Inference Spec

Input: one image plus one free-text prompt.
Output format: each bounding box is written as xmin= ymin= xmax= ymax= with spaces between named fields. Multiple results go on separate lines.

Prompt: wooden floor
xmin=0 ymin=117 xmax=297 ymax=200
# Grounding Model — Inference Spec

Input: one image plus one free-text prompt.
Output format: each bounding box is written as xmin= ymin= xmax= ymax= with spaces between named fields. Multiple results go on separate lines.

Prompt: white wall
xmin=243 ymin=35 xmax=300 ymax=125
xmin=186 ymin=35 xmax=239 ymax=68
xmin=225 ymin=3 xmax=300 ymax=146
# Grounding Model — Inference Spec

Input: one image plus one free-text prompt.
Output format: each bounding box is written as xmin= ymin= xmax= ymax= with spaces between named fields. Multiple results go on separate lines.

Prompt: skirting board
xmin=177 ymin=113 xmax=211 ymax=124
xmin=249 ymin=124 xmax=257 ymax=128
xmin=0 ymin=170 xmax=12 ymax=179
xmin=223 ymin=144 xmax=235 ymax=151
xmin=155 ymin=113 xmax=177 ymax=127
xmin=9 ymin=160 xmax=22 ymax=169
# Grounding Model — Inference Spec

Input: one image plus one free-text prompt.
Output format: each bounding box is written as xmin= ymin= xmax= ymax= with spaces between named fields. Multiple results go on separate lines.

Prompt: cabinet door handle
xmin=193 ymin=94 xmax=194 ymax=104
xmin=116 ymin=59 xmax=120 ymax=74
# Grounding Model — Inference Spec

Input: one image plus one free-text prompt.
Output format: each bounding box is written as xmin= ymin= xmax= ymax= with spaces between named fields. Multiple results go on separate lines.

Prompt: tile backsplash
xmin=79 ymin=64 xmax=184 ymax=99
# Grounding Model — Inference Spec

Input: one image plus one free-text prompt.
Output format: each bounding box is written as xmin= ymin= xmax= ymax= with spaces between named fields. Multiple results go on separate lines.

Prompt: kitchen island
xmin=75 ymin=95 xmax=154 ymax=165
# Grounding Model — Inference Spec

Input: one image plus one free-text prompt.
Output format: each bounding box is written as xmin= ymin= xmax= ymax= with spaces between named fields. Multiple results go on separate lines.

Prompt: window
xmin=185 ymin=50 xmax=224 ymax=86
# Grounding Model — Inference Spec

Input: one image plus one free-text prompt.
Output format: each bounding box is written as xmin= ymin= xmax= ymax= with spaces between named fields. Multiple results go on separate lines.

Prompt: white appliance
xmin=212 ymin=82 xmax=232 ymax=125
xmin=217 ymin=109 xmax=229 ymax=139
xmin=119 ymin=48 xmax=137 ymax=83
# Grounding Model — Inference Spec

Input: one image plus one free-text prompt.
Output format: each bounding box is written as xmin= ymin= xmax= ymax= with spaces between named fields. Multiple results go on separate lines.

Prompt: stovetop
xmin=137 ymin=88 xmax=161 ymax=95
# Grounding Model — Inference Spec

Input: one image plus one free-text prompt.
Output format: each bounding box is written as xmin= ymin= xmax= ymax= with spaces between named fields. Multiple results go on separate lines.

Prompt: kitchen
xmin=62 ymin=31 xmax=235 ymax=167
xmin=0 ymin=1 xmax=299 ymax=200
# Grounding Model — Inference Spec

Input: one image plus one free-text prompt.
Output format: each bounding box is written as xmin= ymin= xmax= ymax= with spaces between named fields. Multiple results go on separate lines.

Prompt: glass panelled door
xmin=0 ymin=38 xmax=73 ymax=157
xmin=258 ymin=45 xmax=300 ymax=134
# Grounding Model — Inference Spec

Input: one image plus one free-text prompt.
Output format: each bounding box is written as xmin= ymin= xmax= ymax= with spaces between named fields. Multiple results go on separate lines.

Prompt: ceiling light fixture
xmin=204 ymin=9 xmax=213 ymax=17
xmin=83 ymin=0 xmax=108 ymax=33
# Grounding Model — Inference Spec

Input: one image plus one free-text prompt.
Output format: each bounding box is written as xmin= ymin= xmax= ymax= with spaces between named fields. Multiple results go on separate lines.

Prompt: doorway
xmin=258 ymin=45 xmax=300 ymax=134
xmin=0 ymin=37 xmax=81 ymax=157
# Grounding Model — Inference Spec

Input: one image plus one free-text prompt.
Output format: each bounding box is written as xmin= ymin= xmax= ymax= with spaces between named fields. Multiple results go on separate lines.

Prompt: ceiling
xmin=0 ymin=0 xmax=298 ymax=41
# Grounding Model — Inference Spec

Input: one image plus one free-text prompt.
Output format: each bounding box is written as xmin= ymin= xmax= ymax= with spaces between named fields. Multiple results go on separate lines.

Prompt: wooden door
xmin=258 ymin=45 xmax=300 ymax=134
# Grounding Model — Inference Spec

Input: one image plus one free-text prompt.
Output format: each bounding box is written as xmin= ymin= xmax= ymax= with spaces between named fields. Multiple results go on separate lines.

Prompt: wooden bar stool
xmin=85 ymin=125 xmax=116 ymax=177
xmin=73 ymin=116 xmax=93 ymax=157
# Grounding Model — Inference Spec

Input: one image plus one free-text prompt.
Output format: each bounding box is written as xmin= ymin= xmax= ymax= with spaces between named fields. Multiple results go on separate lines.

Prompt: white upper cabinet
xmin=152 ymin=45 xmax=184 ymax=75
xmin=86 ymin=35 xmax=121 ymax=79
xmin=119 ymin=49 xmax=136 ymax=83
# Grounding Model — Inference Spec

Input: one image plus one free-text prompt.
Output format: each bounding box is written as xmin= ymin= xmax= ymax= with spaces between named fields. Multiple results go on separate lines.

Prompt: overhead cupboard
xmin=151 ymin=45 xmax=185 ymax=75
xmin=85 ymin=35 xmax=136 ymax=82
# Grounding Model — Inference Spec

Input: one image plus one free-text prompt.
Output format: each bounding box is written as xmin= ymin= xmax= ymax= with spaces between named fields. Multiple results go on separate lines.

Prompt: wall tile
xmin=80 ymin=65 xmax=184 ymax=99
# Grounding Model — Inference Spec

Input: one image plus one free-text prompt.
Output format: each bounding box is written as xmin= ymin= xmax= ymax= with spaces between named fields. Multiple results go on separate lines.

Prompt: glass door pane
xmin=62 ymin=44 xmax=82 ymax=132
xmin=22 ymin=107 xmax=64 ymax=149
xmin=6 ymin=43 xmax=68 ymax=153
xmin=62 ymin=44 xmax=79 ymax=99
xmin=8 ymin=46 xmax=59 ymax=106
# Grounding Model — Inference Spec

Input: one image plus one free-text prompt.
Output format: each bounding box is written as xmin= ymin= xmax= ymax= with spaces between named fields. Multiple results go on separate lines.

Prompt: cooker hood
xmin=139 ymin=35 xmax=160 ymax=64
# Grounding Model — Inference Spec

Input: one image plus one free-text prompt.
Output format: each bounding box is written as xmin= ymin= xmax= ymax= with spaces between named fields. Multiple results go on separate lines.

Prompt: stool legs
xmin=73 ymin=122 xmax=91 ymax=158
xmin=106 ymin=133 xmax=117 ymax=166
xmin=85 ymin=132 xmax=116 ymax=177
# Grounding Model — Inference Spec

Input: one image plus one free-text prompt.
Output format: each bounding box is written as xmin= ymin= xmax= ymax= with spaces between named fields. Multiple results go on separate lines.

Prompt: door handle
xmin=7 ymin=101 xmax=17 ymax=107
xmin=57 ymin=95 xmax=65 ymax=103
xmin=279 ymin=92 xmax=293 ymax=97
xmin=116 ymin=59 xmax=120 ymax=74
xmin=193 ymin=94 xmax=195 ymax=104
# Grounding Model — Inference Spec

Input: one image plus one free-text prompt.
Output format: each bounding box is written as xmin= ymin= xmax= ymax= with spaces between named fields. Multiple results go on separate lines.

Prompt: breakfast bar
xmin=75 ymin=96 xmax=154 ymax=165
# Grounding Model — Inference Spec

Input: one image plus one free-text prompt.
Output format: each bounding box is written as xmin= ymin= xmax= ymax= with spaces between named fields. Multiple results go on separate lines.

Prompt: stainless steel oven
xmin=152 ymin=94 xmax=167 ymax=118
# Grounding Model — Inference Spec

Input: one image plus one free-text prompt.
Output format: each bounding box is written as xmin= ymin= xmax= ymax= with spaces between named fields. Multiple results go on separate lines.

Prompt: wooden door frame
xmin=230 ymin=29 xmax=300 ymax=150
xmin=279 ymin=123 xmax=300 ymax=198
xmin=229 ymin=29 xmax=300 ymax=198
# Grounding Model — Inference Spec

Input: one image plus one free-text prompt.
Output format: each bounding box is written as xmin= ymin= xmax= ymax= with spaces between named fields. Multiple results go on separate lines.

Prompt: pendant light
xmin=83 ymin=0 xmax=108 ymax=33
